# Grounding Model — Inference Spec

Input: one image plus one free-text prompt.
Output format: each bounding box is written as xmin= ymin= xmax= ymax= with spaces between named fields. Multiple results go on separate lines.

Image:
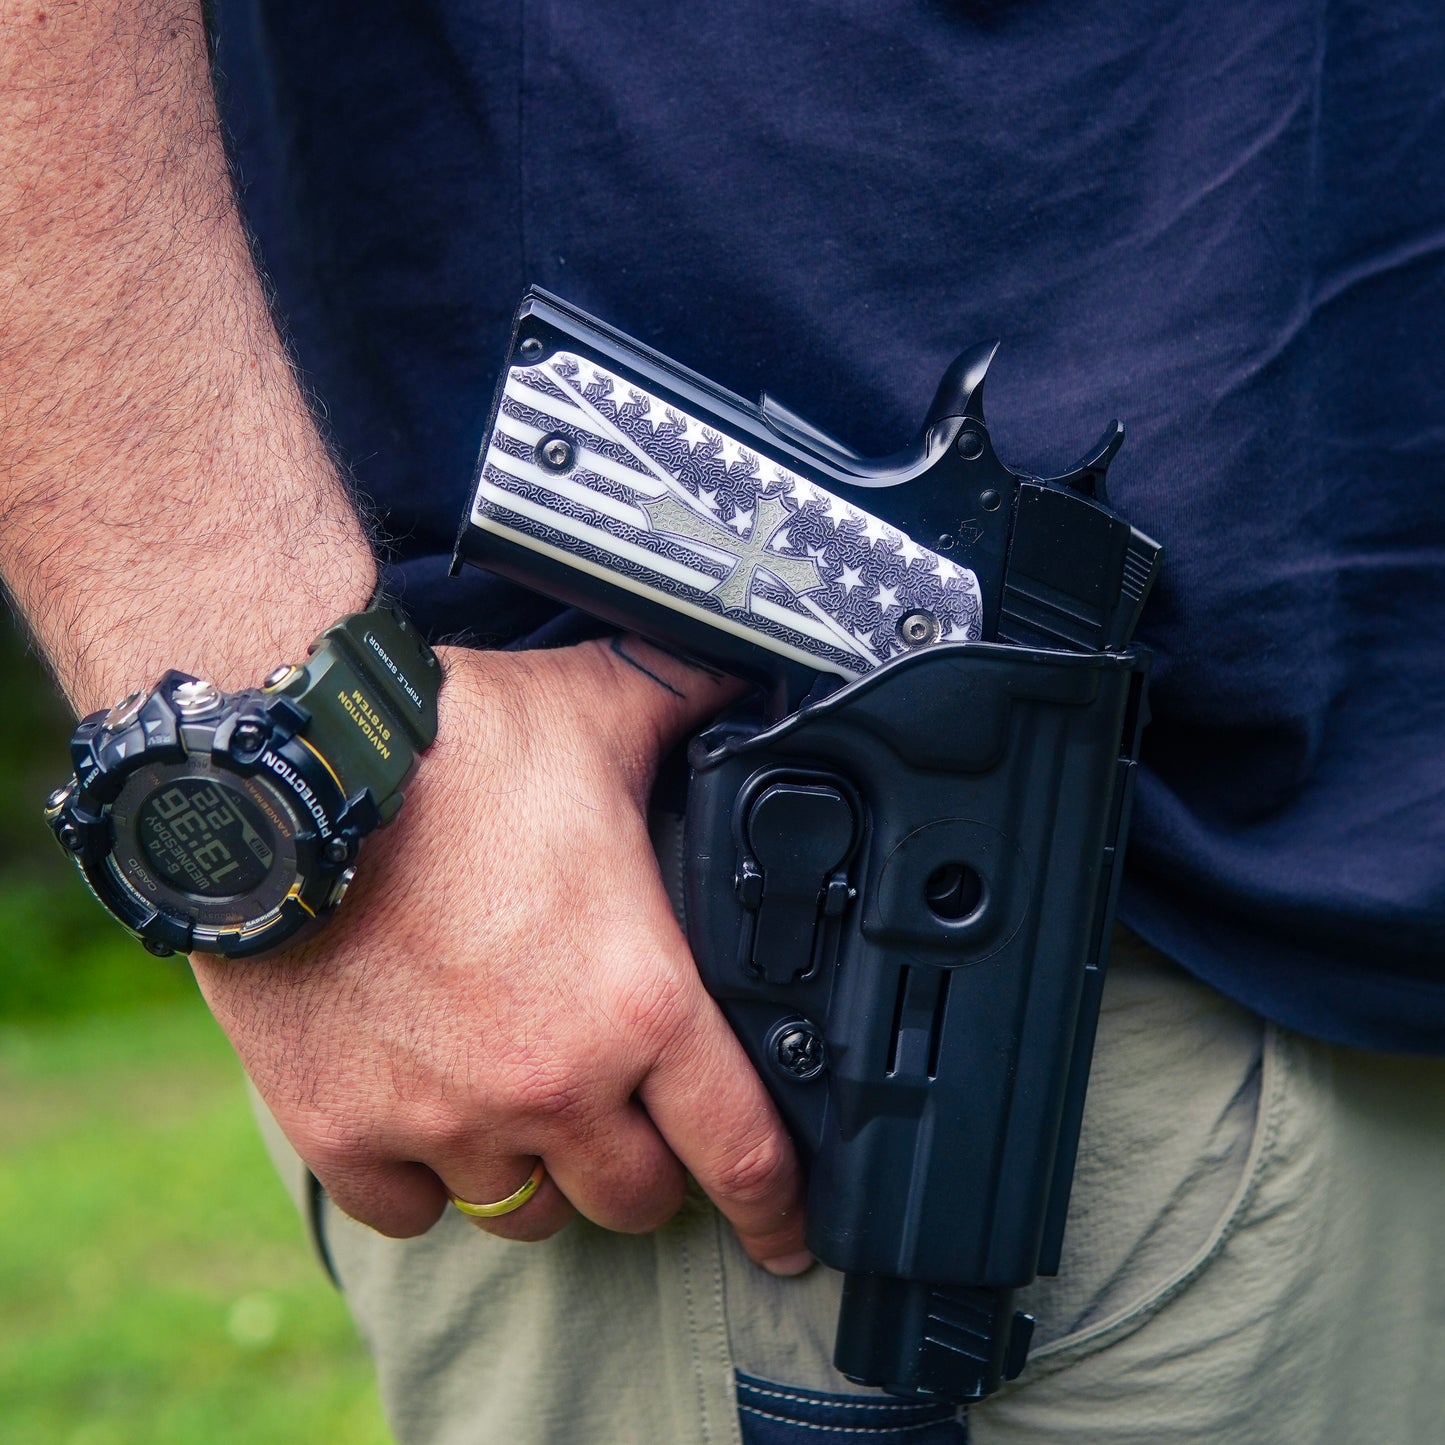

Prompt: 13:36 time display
xmin=137 ymin=778 xmax=274 ymax=899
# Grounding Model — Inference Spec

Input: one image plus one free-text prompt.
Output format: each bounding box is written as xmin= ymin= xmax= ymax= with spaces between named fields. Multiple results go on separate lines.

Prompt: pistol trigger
xmin=1042 ymin=421 xmax=1125 ymax=503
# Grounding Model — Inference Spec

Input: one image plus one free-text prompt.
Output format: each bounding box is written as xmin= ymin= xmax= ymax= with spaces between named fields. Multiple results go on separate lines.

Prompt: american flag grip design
xmin=452 ymin=290 xmax=1159 ymax=706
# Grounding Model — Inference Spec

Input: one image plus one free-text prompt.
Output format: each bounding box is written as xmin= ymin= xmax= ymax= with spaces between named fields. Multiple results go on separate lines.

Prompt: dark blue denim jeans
xmin=736 ymin=1373 xmax=967 ymax=1444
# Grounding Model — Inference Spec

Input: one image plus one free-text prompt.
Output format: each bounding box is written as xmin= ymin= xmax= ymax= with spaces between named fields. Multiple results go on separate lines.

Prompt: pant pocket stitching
xmin=680 ymin=1219 xmax=715 ymax=1445
xmin=1020 ymin=1020 xmax=1289 ymax=1377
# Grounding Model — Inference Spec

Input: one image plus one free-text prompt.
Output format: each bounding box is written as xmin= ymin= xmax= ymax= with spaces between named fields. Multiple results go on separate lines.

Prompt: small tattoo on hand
xmin=610 ymin=636 xmax=684 ymax=698
xmin=641 ymin=638 xmax=727 ymax=681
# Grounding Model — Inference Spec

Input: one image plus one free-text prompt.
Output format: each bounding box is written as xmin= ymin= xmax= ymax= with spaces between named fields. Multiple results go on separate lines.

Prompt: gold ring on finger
xmin=450 ymin=1160 xmax=547 ymax=1219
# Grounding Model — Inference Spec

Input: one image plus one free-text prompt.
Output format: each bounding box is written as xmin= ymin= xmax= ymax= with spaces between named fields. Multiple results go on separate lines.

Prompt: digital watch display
xmin=45 ymin=603 xmax=441 ymax=960
xmin=98 ymin=752 xmax=306 ymax=947
xmin=135 ymin=776 xmax=277 ymax=899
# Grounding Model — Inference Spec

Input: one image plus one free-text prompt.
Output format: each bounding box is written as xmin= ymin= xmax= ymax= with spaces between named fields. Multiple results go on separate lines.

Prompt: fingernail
xmin=759 ymin=1250 xmax=815 ymax=1277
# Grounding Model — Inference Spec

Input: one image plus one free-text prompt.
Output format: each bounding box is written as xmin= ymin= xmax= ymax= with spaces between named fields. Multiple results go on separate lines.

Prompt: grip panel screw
xmin=898 ymin=610 xmax=940 ymax=647
xmin=537 ymin=435 xmax=575 ymax=473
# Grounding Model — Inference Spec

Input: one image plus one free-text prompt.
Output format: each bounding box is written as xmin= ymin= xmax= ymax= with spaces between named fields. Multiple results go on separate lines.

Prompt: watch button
xmin=327 ymin=866 xmax=357 ymax=909
xmin=230 ymin=718 xmax=269 ymax=756
xmin=263 ymin=664 xmax=303 ymax=692
xmin=171 ymin=680 xmax=223 ymax=718
xmin=104 ymin=691 xmax=146 ymax=731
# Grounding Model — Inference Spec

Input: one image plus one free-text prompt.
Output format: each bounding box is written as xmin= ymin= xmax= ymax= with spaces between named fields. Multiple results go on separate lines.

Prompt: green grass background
xmin=0 ymin=614 xmax=393 ymax=1444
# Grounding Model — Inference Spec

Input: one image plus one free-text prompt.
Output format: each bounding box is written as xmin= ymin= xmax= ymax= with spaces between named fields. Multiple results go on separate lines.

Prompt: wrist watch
xmin=44 ymin=601 xmax=442 ymax=959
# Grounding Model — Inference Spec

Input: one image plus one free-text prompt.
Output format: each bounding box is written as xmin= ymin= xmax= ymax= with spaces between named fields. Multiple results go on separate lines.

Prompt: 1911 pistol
xmin=452 ymin=288 xmax=1162 ymax=1403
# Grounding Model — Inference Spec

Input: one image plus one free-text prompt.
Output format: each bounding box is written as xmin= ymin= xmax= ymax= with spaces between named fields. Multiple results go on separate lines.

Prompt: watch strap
xmin=273 ymin=602 xmax=442 ymax=821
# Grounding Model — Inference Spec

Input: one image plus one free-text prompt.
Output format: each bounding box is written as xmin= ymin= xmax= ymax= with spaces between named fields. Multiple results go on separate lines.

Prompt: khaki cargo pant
xmin=255 ymin=930 xmax=1445 ymax=1444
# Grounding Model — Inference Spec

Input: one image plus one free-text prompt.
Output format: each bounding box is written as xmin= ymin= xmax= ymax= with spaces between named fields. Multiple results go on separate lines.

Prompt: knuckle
xmin=714 ymin=1130 xmax=792 ymax=1207
xmin=294 ymin=1111 xmax=381 ymax=1178
xmin=473 ymin=1200 xmax=572 ymax=1244
xmin=416 ymin=1108 xmax=485 ymax=1160
xmin=508 ymin=1054 xmax=590 ymax=1128
xmin=620 ymin=1176 xmax=688 ymax=1235
xmin=581 ymin=1150 xmax=686 ymax=1236
xmin=366 ymin=1195 xmax=446 ymax=1241
xmin=616 ymin=969 xmax=690 ymax=1043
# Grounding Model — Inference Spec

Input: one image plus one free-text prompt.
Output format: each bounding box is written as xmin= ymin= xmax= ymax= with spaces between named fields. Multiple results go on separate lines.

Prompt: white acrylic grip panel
xmin=470 ymin=352 xmax=984 ymax=679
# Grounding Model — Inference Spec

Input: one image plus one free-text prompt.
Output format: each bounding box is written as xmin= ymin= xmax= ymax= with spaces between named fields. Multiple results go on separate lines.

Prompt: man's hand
xmin=0 ymin=3 xmax=807 ymax=1273
xmin=191 ymin=638 xmax=812 ymax=1274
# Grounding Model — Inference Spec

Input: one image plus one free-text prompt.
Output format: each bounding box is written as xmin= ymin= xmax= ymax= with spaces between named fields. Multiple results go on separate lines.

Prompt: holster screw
xmin=774 ymin=1023 xmax=826 ymax=1080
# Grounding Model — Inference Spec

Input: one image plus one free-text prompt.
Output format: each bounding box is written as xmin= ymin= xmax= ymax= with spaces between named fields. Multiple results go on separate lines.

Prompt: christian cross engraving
xmin=642 ymin=491 xmax=825 ymax=612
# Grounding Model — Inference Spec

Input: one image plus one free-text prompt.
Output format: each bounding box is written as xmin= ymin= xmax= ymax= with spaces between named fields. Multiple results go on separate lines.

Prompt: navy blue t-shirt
xmin=214 ymin=1 xmax=1445 ymax=1052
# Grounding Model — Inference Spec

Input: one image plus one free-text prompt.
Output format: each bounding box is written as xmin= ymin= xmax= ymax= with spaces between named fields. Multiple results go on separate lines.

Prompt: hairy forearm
xmin=0 ymin=0 xmax=375 ymax=715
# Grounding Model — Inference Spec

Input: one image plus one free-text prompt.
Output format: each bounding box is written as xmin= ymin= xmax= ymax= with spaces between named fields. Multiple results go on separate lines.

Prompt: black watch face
xmin=105 ymin=755 xmax=308 ymax=937
xmin=135 ymin=777 xmax=275 ymax=899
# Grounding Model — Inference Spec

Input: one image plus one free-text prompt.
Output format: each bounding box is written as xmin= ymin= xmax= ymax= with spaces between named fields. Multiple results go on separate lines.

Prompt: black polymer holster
xmin=452 ymin=289 xmax=1162 ymax=1404
xmin=684 ymin=640 xmax=1150 ymax=1401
